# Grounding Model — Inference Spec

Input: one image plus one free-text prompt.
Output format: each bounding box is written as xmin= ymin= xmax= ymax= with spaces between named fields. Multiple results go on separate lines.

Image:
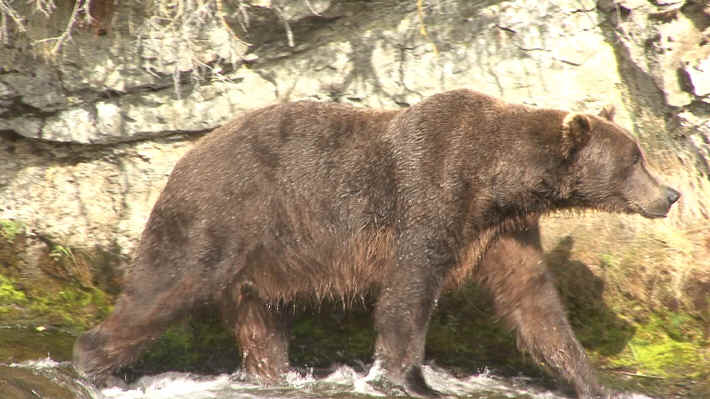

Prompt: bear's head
xmin=559 ymin=106 xmax=680 ymax=218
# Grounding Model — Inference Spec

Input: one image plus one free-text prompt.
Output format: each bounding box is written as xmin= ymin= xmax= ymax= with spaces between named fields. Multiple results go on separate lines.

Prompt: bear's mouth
xmin=638 ymin=208 xmax=669 ymax=219
xmin=628 ymin=202 xmax=671 ymax=219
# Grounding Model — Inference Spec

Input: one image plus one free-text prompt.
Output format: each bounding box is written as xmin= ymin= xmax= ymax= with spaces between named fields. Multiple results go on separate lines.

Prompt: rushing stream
xmin=0 ymin=327 xmax=695 ymax=399
xmin=4 ymin=356 xmax=664 ymax=399
xmin=2 ymin=358 xmax=614 ymax=399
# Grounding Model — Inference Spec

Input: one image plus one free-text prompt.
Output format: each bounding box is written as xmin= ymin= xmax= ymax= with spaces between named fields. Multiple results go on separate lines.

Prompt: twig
xmin=33 ymin=0 xmax=92 ymax=55
xmin=304 ymin=0 xmax=321 ymax=16
xmin=31 ymin=0 xmax=57 ymax=18
xmin=272 ymin=4 xmax=294 ymax=47
xmin=0 ymin=0 xmax=27 ymax=44
xmin=495 ymin=24 xmax=516 ymax=34
xmin=416 ymin=0 xmax=439 ymax=58
xmin=215 ymin=0 xmax=250 ymax=45
xmin=51 ymin=0 xmax=83 ymax=54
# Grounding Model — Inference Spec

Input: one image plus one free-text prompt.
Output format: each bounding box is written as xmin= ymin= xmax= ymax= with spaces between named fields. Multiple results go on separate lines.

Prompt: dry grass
xmin=541 ymin=210 xmax=710 ymax=381
xmin=542 ymin=211 xmax=709 ymax=321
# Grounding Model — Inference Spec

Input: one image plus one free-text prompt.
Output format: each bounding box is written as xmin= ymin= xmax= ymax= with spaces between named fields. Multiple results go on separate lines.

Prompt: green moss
xmin=124 ymin=310 xmax=239 ymax=380
xmin=290 ymin=301 xmax=376 ymax=368
xmin=0 ymin=274 xmax=28 ymax=307
xmin=593 ymin=311 xmax=710 ymax=398
xmin=607 ymin=313 xmax=708 ymax=378
xmin=0 ymin=272 xmax=112 ymax=332
xmin=28 ymin=285 xmax=113 ymax=330
xmin=137 ymin=326 xmax=198 ymax=370
xmin=598 ymin=253 xmax=620 ymax=270
xmin=537 ymin=228 xmax=710 ymax=397
xmin=0 ymin=222 xmax=121 ymax=332
xmin=426 ymin=283 xmax=535 ymax=375
xmin=1 ymin=216 xmax=705 ymax=396
xmin=0 ymin=220 xmax=23 ymax=242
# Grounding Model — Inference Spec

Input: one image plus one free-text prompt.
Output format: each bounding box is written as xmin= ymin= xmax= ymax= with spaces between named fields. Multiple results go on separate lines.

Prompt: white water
xmin=6 ymin=358 xmax=658 ymax=399
xmin=98 ymin=365 xmax=568 ymax=399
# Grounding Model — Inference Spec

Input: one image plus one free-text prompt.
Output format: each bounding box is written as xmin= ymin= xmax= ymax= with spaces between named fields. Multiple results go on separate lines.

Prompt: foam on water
xmin=99 ymin=366 xmax=660 ymax=399
xmin=10 ymin=356 xmax=64 ymax=369
xmin=94 ymin=364 xmax=579 ymax=399
xmin=102 ymin=373 xmax=235 ymax=399
xmin=4 ymin=358 xmax=657 ymax=399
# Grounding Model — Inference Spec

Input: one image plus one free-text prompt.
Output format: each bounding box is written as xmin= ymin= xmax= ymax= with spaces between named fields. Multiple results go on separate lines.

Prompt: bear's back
xmin=152 ymin=101 xmax=401 ymax=242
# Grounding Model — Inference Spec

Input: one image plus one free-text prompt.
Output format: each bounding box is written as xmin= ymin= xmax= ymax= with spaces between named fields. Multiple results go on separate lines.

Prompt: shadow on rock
xmin=544 ymin=236 xmax=635 ymax=356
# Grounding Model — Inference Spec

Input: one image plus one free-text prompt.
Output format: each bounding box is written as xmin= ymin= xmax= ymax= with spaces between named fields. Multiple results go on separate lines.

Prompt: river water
xmin=0 ymin=326 xmax=690 ymax=399
xmin=2 ymin=357 xmax=569 ymax=399
xmin=4 ymin=356 xmax=666 ymax=399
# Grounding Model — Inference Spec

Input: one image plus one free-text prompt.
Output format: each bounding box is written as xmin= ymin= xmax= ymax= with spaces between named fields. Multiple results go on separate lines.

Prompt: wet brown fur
xmin=74 ymin=90 xmax=679 ymax=398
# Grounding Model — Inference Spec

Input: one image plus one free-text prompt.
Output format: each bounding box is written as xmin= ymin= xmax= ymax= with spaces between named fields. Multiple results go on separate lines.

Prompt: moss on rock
xmin=607 ymin=312 xmax=708 ymax=378
xmin=0 ymin=272 xmax=113 ymax=332
xmin=119 ymin=309 xmax=239 ymax=381
xmin=0 ymin=275 xmax=28 ymax=307
xmin=426 ymin=282 xmax=538 ymax=377
xmin=541 ymin=213 xmax=710 ymax=397
xmin=0 ymin=220 xmax=24 ymax=242
xmin=1 ymin=216 xmax=708 ymax=398
xmin=0 ymin=220 xmax=117 ymax=333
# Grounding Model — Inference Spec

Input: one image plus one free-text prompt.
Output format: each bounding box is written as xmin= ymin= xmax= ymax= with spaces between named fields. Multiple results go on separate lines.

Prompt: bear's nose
xmin=665 ymin=187 xmax=681 ymax=205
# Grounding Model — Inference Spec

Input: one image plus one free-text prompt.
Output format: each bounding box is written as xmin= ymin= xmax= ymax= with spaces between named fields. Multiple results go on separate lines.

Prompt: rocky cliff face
xmin=0 ymin=0 xmax=708 ymax=314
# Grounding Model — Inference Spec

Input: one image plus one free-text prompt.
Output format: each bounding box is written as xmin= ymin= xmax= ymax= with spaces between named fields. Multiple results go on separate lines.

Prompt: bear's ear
xmin=598 ymin=105 xmax=616 ymax=122
xmin=561 ymin=113 xmax=591 ymax=158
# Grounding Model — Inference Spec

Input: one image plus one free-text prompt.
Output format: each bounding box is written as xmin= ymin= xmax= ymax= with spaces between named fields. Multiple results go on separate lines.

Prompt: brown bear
xmin=73 ymin=90 xmax=680 ymax=398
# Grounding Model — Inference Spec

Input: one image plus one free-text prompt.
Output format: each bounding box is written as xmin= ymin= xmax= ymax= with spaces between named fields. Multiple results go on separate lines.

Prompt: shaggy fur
xmin=74 ymin=90 xmax=679 ymax=399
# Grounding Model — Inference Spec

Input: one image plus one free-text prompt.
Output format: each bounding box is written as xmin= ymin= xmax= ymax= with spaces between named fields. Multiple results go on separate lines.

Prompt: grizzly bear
xmin=74 ymin=90 xmax=680 ymax=398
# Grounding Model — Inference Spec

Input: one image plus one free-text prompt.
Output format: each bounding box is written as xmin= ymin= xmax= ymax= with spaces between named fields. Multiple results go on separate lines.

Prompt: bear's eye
xmin=631 ymin=151 xmax=641 ymax=165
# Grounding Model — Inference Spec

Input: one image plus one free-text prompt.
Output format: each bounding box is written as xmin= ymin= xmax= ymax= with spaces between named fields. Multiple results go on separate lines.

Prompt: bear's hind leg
xmin=73 ymin=284 xmax=194 ymax=386
xmin=226 ymin=287 xmax=290 ymax=382
xmin=477 ymin=219 xmax=609 ymax=398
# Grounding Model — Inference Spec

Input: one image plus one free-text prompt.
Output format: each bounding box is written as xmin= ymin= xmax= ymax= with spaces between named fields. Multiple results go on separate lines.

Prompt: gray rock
xmin=0 ymin=0 xmax=707 ymax=268
xmin=684 ymin=56 xmax=710 ymax=100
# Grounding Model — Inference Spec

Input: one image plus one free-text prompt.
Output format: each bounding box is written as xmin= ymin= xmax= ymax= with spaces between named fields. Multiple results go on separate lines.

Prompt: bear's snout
xmin=640 ymin=185 xmax=681 ymax=218
xmin=665 ymin=187 xmax=681 ymax=206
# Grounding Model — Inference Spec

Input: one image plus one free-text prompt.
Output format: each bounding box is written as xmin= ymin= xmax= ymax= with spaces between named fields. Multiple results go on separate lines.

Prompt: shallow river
xmin=4 ymin=357 xmax=646 ymax=399
xmin=0 ymin=327 xmax=690 ymax=399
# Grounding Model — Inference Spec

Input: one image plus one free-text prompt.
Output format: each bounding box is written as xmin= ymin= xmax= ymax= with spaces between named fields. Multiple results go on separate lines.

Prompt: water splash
xmin=102 ymin=373 xmax=234 ymax=399
xmin=3 ymin=359 xmax=658 ymax=399
xmin=94 ymin=364 xmax=571 ymax=399
xmin=10 ymin=356 xmax=64 ymax=369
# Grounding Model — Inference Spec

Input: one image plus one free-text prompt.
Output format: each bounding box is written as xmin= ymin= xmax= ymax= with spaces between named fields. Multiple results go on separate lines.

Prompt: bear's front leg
xmin=371 ymin=231 xmax=452 ymax=398
xmin=477 ymin=217 xmax=615 ymax=398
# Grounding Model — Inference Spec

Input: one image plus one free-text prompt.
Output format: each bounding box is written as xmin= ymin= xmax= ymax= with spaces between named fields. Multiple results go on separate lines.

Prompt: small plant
xmin=0 ymin=219 xmax=23 ymax=242
xmin=598 ymin=253 xmax=619 ymax=270
xmin=49 ymin=244 xmax=75 ymax=264
xmin=48 ymin=243 xmax=95 ymax=288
